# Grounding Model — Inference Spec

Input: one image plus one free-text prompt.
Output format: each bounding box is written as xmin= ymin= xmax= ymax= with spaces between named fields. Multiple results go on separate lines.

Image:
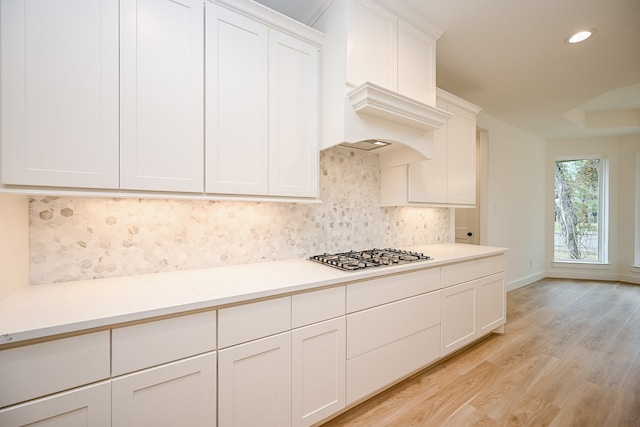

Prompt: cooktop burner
xmin=309 ymin=248 xmax=432 ymax=271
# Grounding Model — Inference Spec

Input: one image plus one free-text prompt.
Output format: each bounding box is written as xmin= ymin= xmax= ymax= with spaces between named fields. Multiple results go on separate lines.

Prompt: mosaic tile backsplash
xmin=29 ymin=146 xmax=452 ymax=284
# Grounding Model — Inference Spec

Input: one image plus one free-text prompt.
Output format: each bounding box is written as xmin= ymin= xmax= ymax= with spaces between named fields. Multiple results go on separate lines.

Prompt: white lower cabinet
xmin=218 ymin=332 xmax=292 ymax=427
xmin=346 ymin=326 xmax=440 ymax=405
xmin=441 ymin=272 xmax=506 ymax=356
xmin=477 ymin=273 xmax=506 ymax=335
xmin=346 ymin=291 xmax=441 ymax=405
xmin=441 ymin=279 xmax=477 ymax=356
xmin=292 ymin=317 xmax=346 ymax=427
xmin=0 ymin=253 xmax=507 ymax=427
xmin=112 ymin=352 xmax=217 ymax=427
xmin=0 ymin=381 xmax=111 ymax=427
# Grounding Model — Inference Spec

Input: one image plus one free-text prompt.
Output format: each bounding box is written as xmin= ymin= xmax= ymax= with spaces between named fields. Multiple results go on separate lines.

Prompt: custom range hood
xmin=313 ymin=0 xmax=452 ymax=167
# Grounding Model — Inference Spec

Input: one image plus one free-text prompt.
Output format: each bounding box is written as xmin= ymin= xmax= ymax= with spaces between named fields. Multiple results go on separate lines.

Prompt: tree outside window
xmin=554 ymin=158 xmax=605 ymax=262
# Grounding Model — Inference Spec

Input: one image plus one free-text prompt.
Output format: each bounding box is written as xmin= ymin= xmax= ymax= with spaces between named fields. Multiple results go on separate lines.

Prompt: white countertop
xmin=0 ymin=243 xmax=507 ymax=346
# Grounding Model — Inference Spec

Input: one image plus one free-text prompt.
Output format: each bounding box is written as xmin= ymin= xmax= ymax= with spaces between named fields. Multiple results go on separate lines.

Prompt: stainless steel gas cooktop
xmin=309 ymin=248 xmax=432 ymax=271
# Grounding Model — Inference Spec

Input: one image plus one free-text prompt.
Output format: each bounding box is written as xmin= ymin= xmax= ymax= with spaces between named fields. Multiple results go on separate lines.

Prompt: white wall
xmin=619 ymin=135 xmax=640 ymax=283
xmin=477 ymin=113 xmax=547 ymax=290
xmin=546 ymin=135 xmax=640 ymax=284
xmin=0 ymin=194 xmax=29 ymax=299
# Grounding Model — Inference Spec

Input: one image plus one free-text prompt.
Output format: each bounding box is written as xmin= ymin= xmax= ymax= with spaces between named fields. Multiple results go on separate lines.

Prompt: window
xmin=554 ymin=157 xmax=609 ymax=263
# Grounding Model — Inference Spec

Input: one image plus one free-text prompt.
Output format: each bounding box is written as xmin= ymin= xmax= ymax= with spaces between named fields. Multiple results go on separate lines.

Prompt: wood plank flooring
xmin=320 ymin=279 xmax=640 ymax=427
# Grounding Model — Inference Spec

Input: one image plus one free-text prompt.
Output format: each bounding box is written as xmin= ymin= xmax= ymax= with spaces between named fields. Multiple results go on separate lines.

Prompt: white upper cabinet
xmin=205 ymin=1 xmax=321 ymax=198
xmin=120 ymin=0 xmax=204 ymax=192
xmin=346 ymin=0 xmax=436 ymax=104
xmin=440 ymin=100 xmax=478 ymax=205
xmin=347 ymin=0 xmax=397 ymax=91
xmin=1 ymin=0 xmax=319 ymax=200
xmin=408 ymin=90 xmax=480 ymax=206
xmin=397 ymin=20 xmax=437 ymax=105
xmin=380 ymin=89 xmax=481 ymax=207
xmin=268 ymin=30 xmax=319 ymax=198
xmin=0 ymin=0 xmax=119 ymax=189
xmin=205 ymin=4 xmax=269 ymax=195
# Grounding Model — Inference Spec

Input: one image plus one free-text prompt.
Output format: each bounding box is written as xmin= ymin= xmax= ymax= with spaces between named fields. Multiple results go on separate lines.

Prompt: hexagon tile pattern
xmin=29 ymin=146 xmax=452 ymax=284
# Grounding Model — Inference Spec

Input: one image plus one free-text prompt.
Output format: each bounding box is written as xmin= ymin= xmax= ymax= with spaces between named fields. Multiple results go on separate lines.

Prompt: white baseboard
xmin=617 ymin=273 xmax=640 ymax=285
xmin=506 ymin=272 xmax=546 ymax=292
xmin=545 ymin=269 xmax=621 ymax=282
xmin=508 ymin=270 xmax=640 ymax=291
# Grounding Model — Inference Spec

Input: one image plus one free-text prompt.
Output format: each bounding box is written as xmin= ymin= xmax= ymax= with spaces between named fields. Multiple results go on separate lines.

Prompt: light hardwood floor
xmin=321 ymin=279 xmax=640 ymax=427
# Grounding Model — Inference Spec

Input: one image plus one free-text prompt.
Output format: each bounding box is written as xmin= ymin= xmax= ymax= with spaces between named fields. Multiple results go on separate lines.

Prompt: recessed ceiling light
xmin=566 ymin=29 xmax=597 ymax=44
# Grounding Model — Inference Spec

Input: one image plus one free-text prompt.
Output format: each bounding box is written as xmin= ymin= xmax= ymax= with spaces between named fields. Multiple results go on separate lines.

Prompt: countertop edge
xmin=0 ymin=244 xmax=508 ymax=346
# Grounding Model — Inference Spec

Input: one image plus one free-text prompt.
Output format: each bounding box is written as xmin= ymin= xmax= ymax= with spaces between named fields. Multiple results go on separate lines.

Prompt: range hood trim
xmin=347 ymin=81 xmax=453 ymax=131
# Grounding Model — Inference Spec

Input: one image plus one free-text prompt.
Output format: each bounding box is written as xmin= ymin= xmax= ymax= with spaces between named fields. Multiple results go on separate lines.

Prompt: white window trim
xmin=635 ymin=152 xmax=640 ymax=268
xmin=553 ymin=155 xmax=610 ymax=265
xmin=599 ymin=157 xmax=610 ymax=264
xmin=552 ymin=261 xmax=612 ymax=270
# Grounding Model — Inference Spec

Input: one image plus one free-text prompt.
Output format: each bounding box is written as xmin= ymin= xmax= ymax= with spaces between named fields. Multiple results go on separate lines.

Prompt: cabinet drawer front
xmin=112 ymin=310 xmax=217 ymax=376
xmin=441 ymin=260 xmax=478 ymax=287
xmin=0 ymin=380 xmax=111 ymax=427
xmin=346 ymin=267 xmax=440 ymax=313
xmin=292 ymin=286 xmax=345 ymax=328
xmin=477 ymin=254 xmax=506 ymax=278
xmin=218 ymin=296 xmax=291 ymax=348
xmin=0 ymin=331 xmax=110 ymax=408
xmin=346 ymin=326 xmax=440 ymax=405
xmin=347 ymin=291 xmax=440 ymax=359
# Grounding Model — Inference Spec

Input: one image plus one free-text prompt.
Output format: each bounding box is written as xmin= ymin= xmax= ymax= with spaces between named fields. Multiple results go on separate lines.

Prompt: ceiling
xmin=255 ymin=0 xmax=640 ymax=140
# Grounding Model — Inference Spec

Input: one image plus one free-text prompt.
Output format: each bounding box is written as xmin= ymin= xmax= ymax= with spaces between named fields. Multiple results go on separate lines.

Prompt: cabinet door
xmin=408 ymin=96 xmax=447 ymax=203
xmin=205 ymin=3 xmax=268 ymax=195
xmin=120 ymin=0 xmax=204 ymax=192
xmin=407 ymin=125 xmax=447 ymax=203
xmin=0 ymin=0 xmax=119 ymax=189
xmin=347 ymin=0 xmax=397 ymax=89
xmin=292 ymin=317 xmax=345 ymax=427
xmin=0 ymin=381 xmax=111 ymax=427
xmin=477 ymin=273 xmax=506 ymax=335
xmin=219 ymin=332 xmax=292 ymax=427
xmin=445 ymin=103 xmax=477 ymax=205
xmin=268 ymin=30 xmax=319 ymax=197
xmin=397 ymin=19 xmax=436 ymax=104
xmin=112 ymin=352 xmax=216 ymax=427
xmin=441 ymin=280 xmax=477 ymax=356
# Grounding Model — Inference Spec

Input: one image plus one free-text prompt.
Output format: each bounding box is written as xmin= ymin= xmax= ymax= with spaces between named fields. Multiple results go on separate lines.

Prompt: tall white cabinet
xmin=0 ymin=0 xmax=119 ymax=189
xmin=205 ymin=1 xmax=320 ymax=198
xmin=119 ymin=0 xmax=204 ymax=192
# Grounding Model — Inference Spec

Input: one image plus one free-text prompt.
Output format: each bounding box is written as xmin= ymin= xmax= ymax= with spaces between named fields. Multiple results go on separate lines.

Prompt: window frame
xmin=635 ymin=152 xmax=640 ymax=268
xmin=553 ymin=155 xmax=609 ymax=265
